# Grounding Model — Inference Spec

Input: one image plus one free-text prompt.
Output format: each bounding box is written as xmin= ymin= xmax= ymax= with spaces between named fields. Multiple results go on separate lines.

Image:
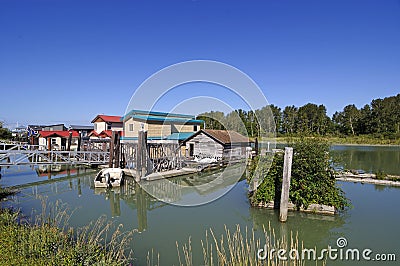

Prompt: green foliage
xmin=249 ymin=154 xmax=283 ymax=205
xmin=0 ymin=186 xmax=16 ymax=200
xmin=375 ymin=171 xmax=388 ymax=180
xmin=0 ymin=201 xmax=134 ymax=265
xmin=251 ymin=138 xmax=350 ymax=211
xmin=0 ymin=122 xmax=12 ymax=140
xmin=199 ymin=93 xmax=400 ymax=142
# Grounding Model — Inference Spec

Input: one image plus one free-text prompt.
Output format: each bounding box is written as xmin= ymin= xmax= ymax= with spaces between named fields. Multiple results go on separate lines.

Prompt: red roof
xmin=99 ymin=130 xmax=113 ymax=138
xmin=91 ymin=115 xmax=122 ymax=123
xmin=88 ymin=130 xmax=100 ymax=137
xmin=88 ymin=130 xmax=114 ymax=138
xmin=39 ymin=131 xmax=79 ymax=138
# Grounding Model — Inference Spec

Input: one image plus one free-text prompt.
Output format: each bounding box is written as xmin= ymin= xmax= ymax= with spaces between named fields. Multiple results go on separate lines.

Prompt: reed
xmin=0 ymin=197 xmax=135 ymax=265
xmin=176 ymin=223 xmax=326 ymax=266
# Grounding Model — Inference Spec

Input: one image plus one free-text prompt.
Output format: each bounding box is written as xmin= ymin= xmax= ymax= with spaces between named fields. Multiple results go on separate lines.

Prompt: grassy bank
xmin=274 ymin=136 xmax=400 ymax=145
xmin=0 ymin=196 xmax=134 ymax=265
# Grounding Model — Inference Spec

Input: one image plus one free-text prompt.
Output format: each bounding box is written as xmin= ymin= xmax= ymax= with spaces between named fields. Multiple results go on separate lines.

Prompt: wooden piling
xmin=279 ymin=147 xmax=293 ymax=223
xmin=136 ymin=130 xmax=149 ymax=181
xmin=114 ymin=131 xmax=121 ymax=168
xmin=254 ymin=137 xmax=259 ymax=156
xmin=67 ymin=131 xmax=72 ymax=151
xmin=47 ymin=137 xmax=51 ymax=151
xmin=77 ymin=133 xmax=81 ymax=152
xmin=109 ymin=131 xmax=116 ymax=168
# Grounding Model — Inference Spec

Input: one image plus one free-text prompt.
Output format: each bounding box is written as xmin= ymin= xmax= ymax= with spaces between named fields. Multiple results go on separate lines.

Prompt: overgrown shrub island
xmin=249 ymin=138 xmax=350 ymax=212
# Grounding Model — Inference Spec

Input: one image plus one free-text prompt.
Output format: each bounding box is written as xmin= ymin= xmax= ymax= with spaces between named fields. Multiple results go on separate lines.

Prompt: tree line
xmin=197 ymin=93 xmax=400 ymax=139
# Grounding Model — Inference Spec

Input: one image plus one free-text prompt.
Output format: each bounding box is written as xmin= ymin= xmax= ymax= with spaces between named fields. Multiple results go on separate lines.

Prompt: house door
xmin=189 ymin=143 xmax=194 ymax=157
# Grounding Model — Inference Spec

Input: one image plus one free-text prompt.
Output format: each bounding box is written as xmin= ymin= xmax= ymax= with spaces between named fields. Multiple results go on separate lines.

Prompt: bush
xmin=250 ymin=138 xmax=350 ymax=211
xmin=375 ymin=171 xmax=387 ymax=180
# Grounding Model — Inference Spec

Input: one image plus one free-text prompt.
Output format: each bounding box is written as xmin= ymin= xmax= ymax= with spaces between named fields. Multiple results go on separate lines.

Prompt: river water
xmin=1 ymin=145 xmax=399 ymax=265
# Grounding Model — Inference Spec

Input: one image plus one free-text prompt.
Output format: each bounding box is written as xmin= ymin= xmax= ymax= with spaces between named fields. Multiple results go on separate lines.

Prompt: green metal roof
xmin=122 ymin=109 xmax=197 ymax=121
xmin=130 ymin=115 xmax=203 ymax=124
xmin=165 ymin=132 xmax=195 ymax=141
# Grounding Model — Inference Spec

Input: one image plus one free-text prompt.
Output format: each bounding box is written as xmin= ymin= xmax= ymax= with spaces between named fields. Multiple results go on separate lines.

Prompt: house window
xmin=129 ymin=124 xmax=134 ymax=132
xmin=107 ymin=123 xmax=112 ymax=130
xmin=51 ymin=138 xmax=57 ymax=144
xmin=194 ymin=125 xmax=198 ymax=131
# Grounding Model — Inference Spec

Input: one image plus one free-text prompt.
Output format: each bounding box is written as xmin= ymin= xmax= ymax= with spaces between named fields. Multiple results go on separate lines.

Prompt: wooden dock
xmin=123 ymin=167 xmax=199 ymax=181
xmin=0 ymin=149 xmax=110 ymax=166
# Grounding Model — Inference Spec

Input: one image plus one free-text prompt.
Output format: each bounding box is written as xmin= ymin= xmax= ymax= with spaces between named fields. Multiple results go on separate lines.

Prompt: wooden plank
xmin=66 ymin=132 xmax=72 ymax=151
xmin=279 ymin=147 xmax=293 ymax=222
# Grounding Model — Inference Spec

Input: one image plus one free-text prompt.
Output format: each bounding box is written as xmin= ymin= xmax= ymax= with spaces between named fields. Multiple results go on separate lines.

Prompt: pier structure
xmin=0 ymin=142 xmax=109 ymax=166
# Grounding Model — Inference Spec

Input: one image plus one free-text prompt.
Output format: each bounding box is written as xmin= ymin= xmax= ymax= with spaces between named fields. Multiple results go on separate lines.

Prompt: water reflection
xmin=90 ymin=167 xmax=246 ymax=232
xmin=331 ymin=145 xmax=400 ymax=175
xmin=3 ymin=165 xmax=400 ymax=265
xmin=250 ymin=207 xmax=346 ymax=248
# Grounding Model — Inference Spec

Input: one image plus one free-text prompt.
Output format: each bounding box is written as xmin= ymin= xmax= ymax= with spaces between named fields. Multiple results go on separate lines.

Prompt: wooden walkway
xmin=0 ymin=148 xmax=109 ymax=167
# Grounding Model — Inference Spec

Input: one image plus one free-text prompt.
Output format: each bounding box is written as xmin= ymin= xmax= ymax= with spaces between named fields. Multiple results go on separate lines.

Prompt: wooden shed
xmin=183 ymin=129 xmax=251 ymax=160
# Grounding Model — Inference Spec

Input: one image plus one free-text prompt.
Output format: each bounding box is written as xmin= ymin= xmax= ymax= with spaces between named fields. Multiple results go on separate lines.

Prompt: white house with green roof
xmin=121 ymin=110 xmax=204 ymax=144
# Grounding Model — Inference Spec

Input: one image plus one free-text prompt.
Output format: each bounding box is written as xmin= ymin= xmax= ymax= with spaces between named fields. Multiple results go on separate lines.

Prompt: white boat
xmin=94 ymin=168 xmax=124 ymax=188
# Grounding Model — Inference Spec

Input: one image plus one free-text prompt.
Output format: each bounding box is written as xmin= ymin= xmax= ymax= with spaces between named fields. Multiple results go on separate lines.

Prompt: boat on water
xmin=94 ymin=168 xmax=124 ymax=188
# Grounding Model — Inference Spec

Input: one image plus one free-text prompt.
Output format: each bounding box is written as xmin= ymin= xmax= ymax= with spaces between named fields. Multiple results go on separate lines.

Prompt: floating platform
xmin=122 ymin=167 xmax=200 ymax=181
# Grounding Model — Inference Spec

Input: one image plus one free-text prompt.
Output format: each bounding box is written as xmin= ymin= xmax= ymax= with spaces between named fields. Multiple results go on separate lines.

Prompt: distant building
xmin=69 ymin=125 xmax=93 ymax=138
xmin=38 ymin=130 xmax=80 ymax=151
xmin=91 ymin=115 xmax=123 ymax=134
xmin=11 ymin=125 xmax=27 ymax=140
xmin=182 ymin=129 xmax=251 ymax=160
xmin=121 ymin=109 xmax=203 ymax=144
xmin=27 ymin=124 xmax=66 ymax=145
xmin=42 ymin=124 xmax=67 ymax=131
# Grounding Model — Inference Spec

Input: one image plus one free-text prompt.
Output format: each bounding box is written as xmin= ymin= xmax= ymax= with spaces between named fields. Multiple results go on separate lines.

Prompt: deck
xmin=0 ymin=142 xmax=110 ymax=166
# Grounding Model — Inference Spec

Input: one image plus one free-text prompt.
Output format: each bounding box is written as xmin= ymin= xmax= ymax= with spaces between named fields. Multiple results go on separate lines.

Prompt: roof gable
xmin=91 ymin=115 xmax=122 ymax=123
xmin=184 ymin=129 xmax=249 ymax=145
xmin=39 ymin=131 xmax=79 ymax=138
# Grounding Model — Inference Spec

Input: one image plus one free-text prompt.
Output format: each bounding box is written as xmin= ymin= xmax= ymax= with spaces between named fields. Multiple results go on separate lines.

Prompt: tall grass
xmin=176 ymin=224 xmax=325 ymax=266
xmin=0 ymin=197 xmax=135 ymax=265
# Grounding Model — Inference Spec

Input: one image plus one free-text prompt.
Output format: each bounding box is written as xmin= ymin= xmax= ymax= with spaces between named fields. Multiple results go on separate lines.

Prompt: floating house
xmin=182 ymin=129 xmax=251 ymax=160
xmin=28 ymin=124 xmax=66 ymax=145
xmin=91 ymin=115 xmax=123 ymax=134
xmin=69 ymin=125 xmax=93 ymax=138
xmin=121 ymin=110 xmax=204 ymax=144
xmin=38 ymin=130 xmax=80 ymax=151
xmin=41 ymin=124 xmax=67 ymax=131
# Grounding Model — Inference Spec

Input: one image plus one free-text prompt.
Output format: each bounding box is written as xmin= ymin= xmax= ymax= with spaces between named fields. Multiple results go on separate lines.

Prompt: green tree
xmin=0 ymin=122 xmax=12 ymax=140
xmin=332 ymin=104 xmax=361 ymax=135
xmin=296 ymin=103 xmax=331 ymax=135
xmin=269 ymin=104 xmax=282 ymax=135
xmin=197 ymin=111 xmax=226 ymax=130
xmin=282 ymin=105 xmax=298 ymax=135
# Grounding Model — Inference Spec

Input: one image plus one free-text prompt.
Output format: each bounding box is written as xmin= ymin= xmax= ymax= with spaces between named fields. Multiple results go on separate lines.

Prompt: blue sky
xmin=1 ymin=0 xmax=399 ymax=128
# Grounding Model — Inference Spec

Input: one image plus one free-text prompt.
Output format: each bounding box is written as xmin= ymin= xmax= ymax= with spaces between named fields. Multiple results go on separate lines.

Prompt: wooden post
xmin=136 ymin=130 xmax=148 ymax=181
xmin=109 ymin=131 xmax=116 ymax=168
xmin=136 ymin=132 xmax=142 ymax=182
xmin=67 ymin=131 xmax=72 ymax=151
xmin=77 ymin=133 xmax=81 ymax=152
xmin=47 ymin=137 xmax=51 ymax=151
xmin=115 ymin=131 xmax=121 ymax=168
xmin=279 ymin=147 xmax=293 ymax=223
xmin=254 ymin=137 xmax=259 ymax=156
